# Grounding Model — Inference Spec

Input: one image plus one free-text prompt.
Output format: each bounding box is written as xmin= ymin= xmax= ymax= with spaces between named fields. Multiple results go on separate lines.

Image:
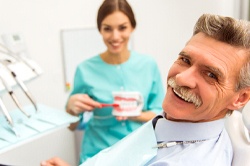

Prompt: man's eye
xmin=181 ymin=57 xmax=190 ymax=64
xmin=207 ymin=72 xmax=217 ymax=80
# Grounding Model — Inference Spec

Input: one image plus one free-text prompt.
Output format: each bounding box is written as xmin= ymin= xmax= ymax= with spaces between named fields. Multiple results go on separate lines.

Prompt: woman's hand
xmin=40 ymin=157 xmax=70 ymax=166
xmin=115 ymin=115 xmax=143 ymax=121
xmin=116 ymin=116 xmax=129 ymax=121
xmin=66 ymin=94 xmax=101 ymax=116
xmin=115 ymin=111 xmax=157 ymax=122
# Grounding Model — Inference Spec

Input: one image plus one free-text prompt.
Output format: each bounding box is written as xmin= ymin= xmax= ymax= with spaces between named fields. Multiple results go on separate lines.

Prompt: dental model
xmin=111 ymin=91 xmax=144 ymax=116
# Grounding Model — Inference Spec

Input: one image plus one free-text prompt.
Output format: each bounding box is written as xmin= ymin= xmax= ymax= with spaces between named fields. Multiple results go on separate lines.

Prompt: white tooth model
xmin=112 ymin=91 xmax=144 ymax=117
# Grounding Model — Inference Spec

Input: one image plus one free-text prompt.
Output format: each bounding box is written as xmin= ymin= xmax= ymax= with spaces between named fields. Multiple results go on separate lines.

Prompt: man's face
xmin=163 ymin=33 xmax=248 ymax=122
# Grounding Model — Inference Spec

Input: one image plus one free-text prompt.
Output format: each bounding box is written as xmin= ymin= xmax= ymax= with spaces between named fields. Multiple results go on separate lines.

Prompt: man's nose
xmin=175 ymin=67 xmax=197 ymax=89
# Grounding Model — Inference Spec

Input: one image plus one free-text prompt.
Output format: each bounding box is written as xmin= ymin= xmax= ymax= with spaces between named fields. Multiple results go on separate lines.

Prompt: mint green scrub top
xmin=70 ymin=51 xmax=164 ymax=164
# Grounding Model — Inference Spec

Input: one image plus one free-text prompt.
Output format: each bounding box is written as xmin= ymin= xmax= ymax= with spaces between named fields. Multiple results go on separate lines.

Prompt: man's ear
xmin=228 ymin=88 xmax=250 ymax=110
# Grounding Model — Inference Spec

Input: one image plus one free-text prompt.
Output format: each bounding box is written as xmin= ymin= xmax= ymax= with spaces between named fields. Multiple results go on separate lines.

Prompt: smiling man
xmin=164 ymin=32 xmax=248 ymax=122
xmin=147 ymin=14 xmax=250 ymax=166
xmin=41 ymin=14 xmax=250 ymax=166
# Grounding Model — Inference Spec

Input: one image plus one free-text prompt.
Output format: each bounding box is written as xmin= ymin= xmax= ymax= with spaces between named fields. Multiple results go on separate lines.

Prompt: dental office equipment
xmin=0 ymin=34 xmax=42 ymax=75
xmin=0 ymin=67 xmax=30 ymax=118
xmin=0 ymin=97 xmax=20 ymax=136
xmin=0 ymin=97 xmax=13 ymax=126
xmin=2 ymin=121 xmax=20 ymax=137
xmin=0 ymin=35 xmax=40 ymax=113
xmin=0 ymin=59 xmax=38 ymax=112
xmin=10 ymin=71 xmax=38 ymax=112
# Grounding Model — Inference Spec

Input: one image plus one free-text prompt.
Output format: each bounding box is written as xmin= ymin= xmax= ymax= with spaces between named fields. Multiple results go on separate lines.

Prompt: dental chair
xmin=225 ymin=107 xmax=250 ymax=166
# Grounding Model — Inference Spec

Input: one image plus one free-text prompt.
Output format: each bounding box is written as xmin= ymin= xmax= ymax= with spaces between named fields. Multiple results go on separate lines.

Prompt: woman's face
xmin=100 ymin=11 xmax=134 ymax=55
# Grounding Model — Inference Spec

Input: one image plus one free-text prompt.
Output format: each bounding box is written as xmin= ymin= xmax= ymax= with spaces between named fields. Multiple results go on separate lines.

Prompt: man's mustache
xmin=167 ymin=77 xmax=202 ymax=108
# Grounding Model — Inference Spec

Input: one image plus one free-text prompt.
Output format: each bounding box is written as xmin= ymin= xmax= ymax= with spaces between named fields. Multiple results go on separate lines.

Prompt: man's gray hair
xmin=193 ymin=14 xmax=250 ymax=91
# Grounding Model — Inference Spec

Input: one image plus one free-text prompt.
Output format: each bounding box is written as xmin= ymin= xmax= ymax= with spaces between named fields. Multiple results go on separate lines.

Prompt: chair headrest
xmin=242 ymin=108 xmax=250 ymax=132
xmin=242 ymin=108 xmax=250 ymax=142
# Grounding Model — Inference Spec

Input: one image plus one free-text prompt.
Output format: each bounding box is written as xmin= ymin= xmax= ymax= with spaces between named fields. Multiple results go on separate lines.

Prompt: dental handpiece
xmin=0 ymin=73 xmax=30 ymax=118
xmin=0 ymin=97 xmax=13 ymax=126
xmin=0 ymin=60 xmax=38 ymax=112
xmin=18 ymin=55 xmax=40 ymax=75
xmin=10 ymin=71 xmax=38 ymax=112
xmin=0 ymin=43 xmax=39 ymax=75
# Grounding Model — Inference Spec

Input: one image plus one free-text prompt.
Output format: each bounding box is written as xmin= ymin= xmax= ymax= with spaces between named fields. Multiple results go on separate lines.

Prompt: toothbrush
xmin=101 ymin=103 xmax=120 ymax=107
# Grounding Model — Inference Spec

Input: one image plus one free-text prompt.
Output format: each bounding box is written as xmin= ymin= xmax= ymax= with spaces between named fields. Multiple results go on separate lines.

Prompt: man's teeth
xmin=173 ymin=89 xmax=193 ymax=103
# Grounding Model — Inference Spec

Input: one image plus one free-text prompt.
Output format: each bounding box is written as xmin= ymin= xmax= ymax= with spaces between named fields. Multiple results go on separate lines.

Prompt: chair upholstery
xmin=242 ymin=108 xmax=250 ymax=140
xmin=225 ymin=109 xmax=250 ymax=166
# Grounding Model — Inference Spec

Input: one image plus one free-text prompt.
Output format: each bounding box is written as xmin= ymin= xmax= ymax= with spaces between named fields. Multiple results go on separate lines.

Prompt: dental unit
xmin=0 ymin=59 xmax=38 ymax=112
xmin=0 ymin=69 xmax=30 ymax=118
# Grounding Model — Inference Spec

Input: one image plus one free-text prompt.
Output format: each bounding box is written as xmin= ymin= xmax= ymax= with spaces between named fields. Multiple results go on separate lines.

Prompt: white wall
xmin=0 ymin=0 xmax=247 ymax=165
xmin=0 ymin=0 xmax=241 ymax=109
xmin=131 ymin=0 xmax=239 ymax=89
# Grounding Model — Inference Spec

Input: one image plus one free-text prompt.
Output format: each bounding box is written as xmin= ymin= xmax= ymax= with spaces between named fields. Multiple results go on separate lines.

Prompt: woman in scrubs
xmin=62 ymin=0 xmax=164 ymax=164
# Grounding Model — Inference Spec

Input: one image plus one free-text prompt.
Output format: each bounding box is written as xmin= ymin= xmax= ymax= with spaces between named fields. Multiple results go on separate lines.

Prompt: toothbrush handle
xmin=101 ymin=103 xmax=119 ymax=107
